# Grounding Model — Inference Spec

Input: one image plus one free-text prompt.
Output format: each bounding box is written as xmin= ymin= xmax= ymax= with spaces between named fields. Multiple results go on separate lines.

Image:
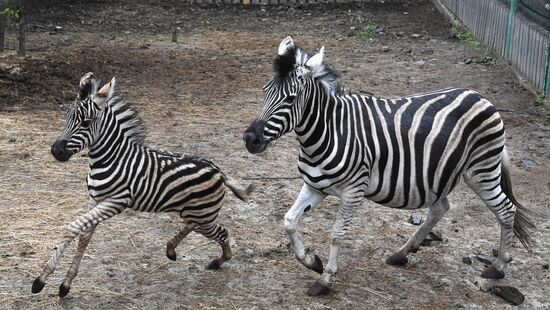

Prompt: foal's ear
xmin=78 ymin=72 xmax=95 ymax=100
xmin=95 ymin=77 xmax=116 ymax=106
xmin=278 ymin=36 xmax=294 ymax=56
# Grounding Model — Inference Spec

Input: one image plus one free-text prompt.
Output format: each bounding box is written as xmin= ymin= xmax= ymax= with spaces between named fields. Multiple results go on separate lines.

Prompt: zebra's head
xmin=51 ymin=72 xmax=115 ymax=162
xmin=243 ymin=36 xmax=340 ymax=154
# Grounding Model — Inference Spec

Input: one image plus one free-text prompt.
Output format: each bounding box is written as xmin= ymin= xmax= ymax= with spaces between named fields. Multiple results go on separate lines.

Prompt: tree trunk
xmin=0 ymin=2 xmax=5 ymax=52
xmin=17 ymin=6 xmax=24 ymax=56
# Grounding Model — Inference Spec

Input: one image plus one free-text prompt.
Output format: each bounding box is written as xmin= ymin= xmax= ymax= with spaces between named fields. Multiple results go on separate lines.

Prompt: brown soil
xmin=1 ymin=1 xmax=548 ymax=309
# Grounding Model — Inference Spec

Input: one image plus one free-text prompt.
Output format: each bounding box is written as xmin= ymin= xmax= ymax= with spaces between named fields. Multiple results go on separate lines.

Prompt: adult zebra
xmin=32 ymin=73 xmax=253 ymax=297
xmin=243 ymin=37 xmax=534 ymax=296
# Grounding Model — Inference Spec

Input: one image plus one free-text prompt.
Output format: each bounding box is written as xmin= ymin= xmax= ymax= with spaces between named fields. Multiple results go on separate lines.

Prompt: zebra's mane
xmin=273 ymin=46 xmax=342 ymax=95
xmin=105 ymin=94 xmax=147 ymax=145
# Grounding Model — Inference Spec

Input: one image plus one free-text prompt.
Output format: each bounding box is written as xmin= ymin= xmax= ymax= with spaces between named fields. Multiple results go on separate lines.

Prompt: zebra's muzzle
xmin=243 ymin=120 xmax=268 ymax=154
xmin=51 ymin=139 xmax=73 ymax=162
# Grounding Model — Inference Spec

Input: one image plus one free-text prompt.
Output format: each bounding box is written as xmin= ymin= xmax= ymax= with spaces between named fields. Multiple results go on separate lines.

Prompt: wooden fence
xmin=183 ymin=0 xmax=404 ymax=4
xmin=434 ymin=0 xmax=550 ymax=95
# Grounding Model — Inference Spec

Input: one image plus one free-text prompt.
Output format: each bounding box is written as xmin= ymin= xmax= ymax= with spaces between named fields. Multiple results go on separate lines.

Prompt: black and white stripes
xmin=243 ymin=37 xmax=534 ymax=296
xmin=33 ymin=72 xmax=252 ymax=297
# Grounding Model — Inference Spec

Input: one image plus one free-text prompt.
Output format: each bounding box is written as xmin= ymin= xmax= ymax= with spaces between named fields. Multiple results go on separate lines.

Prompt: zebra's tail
xmin=223 ymin=176 xmax=254 ymax=202
xmin=501 ymin=154 xmax=536 ymax=250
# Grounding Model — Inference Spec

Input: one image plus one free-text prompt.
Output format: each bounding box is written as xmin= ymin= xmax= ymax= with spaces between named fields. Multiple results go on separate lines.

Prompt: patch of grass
xmin=544 ymin=108 xmax=550 ymax=124
xmin=451 ymin=25 xmax=480 ymax=48
xmin=532 ymin=92 xmax=545 ymax=106
xmin=451 ymin=24 xmax=500 ymax=63
xmin=360 ymin=24 xmax=377 ymax=38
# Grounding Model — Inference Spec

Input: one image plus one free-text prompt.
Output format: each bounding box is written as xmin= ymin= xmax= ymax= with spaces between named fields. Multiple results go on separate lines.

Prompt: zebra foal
xmin=32 ymin=72 xmax=252 ymax=297
xmin=243 ymin=37 xmax=534 ymax=296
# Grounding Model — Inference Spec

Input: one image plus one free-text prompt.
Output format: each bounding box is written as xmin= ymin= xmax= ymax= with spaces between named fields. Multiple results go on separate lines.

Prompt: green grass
xmin=450 ymin=25 xmax=480 ymax=47
xmin=451 ymin=24 xmax=499 ymax=63
xmin=532 ymin=92 xmax=545 ymax=107
xmin=543 ymin=108 xmax=550 ymax=124
xmin=359 ymin=24 xmax=377 ymax=38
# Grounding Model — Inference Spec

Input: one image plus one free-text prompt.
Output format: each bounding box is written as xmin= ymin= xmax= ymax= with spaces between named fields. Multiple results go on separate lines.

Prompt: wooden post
xmin=544 ymin=41 xmax=550 ymax=97
xmin=17 ymin=14 xmax=25 ymax=56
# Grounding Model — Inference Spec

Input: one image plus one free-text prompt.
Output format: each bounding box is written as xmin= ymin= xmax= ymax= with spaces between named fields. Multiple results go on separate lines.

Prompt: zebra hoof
xmin=310 ymin=254 xmax=324 ymax=274
xmin=166 ymin=248 xmax=177 ymax=261
xmin=481 ymin=266 xmax=505 ymax=279
xmin=31 ymin=277 xmax=45 ymax=294
xmin=206 ymin=259 xmax=221 ymax=270
xmin=386 ymin=253 xmax=408 ymax=266
xmin=306 ymin=281 xmax=331 ymax=296
xmin=59 ymin=283 xmax=70 ymax=298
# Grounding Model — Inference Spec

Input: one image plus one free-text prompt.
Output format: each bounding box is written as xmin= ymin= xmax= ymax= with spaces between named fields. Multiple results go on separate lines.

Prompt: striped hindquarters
xmin=364 ymin=88 xmax=505 ymax=208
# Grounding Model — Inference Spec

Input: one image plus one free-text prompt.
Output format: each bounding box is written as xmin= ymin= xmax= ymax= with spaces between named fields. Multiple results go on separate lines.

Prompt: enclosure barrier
xmin=433 ymin=0 xmax=550 ymax=96
xmin=182 ymin=0 xmax=405 ymax=4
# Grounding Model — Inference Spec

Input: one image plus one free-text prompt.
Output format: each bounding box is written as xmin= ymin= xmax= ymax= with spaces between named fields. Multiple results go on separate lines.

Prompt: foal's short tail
xmin=223 ymin=176 xmax=255 ymax=202
xmin=501 ymin=159 xmax=536 ymax=250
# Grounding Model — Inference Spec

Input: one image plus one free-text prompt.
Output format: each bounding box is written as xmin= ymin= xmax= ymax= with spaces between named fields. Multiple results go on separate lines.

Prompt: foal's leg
xmin=194 ymin=222 xmax=232 ymax=270
xmin=284 ymin=183 xmax=326 ymax=274
xmin=59 ymin=225 xmax=96 ymax=297
xmin=386 ymin=198 xmax=450 ymax=266
xmin=307 ymin=193 xmax=361 ymax=296
xmin=166 ymin=224 xmax=194 ymax=261
xmin=32 ymin=203 xmax=124 ymax=294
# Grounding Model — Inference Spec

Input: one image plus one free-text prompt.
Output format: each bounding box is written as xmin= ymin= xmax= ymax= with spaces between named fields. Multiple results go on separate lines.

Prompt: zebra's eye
xmin=81 ymin=119 xmax=92 ymax=128
xmin=284 ymin=96 xmax=296 ymax=103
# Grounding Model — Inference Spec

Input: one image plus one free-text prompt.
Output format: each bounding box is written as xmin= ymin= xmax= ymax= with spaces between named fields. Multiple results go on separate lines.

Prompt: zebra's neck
xmin=294 ymin=78 xmax=357 ymax=152
xmin=88 ymin=97 xmax=146 ymax=164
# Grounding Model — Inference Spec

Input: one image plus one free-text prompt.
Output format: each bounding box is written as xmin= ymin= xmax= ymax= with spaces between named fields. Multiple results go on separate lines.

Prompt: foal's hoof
xmin=310 ymin=254 xmax=324 ymax=275
xmin=166 ymin=248 xmax=177 ymax=261
xmin=386 ymin=253 xmax=408 ymax=266
xmin=59 ymin=283 xmax=71 ymax=298
xmin=306 ymin=281 xmax=331 ymax=296
xmin=31 ymin=277 xmax=45 ymax=294
xmin=206 ymin=259 xmax=221 ymax=270
xmin=481 ymin=266 xmax=505 ymax=279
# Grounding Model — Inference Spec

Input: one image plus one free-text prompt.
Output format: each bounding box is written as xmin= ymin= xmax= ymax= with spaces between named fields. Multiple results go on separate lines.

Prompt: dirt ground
xmin=0 ymin=1 xmax=549 ymax=309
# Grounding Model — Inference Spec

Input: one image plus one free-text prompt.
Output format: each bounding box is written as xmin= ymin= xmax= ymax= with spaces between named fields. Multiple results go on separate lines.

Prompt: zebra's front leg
xmin=59 ymin=225 xmax=96 ymax=297
xmin=166 ymin=225 xmax=194 ymax=261
xmin=32 ymin=203 xmax=123 ymax=295
xmin=386 ymin=198 xmax=450 ymax=266
xmin=307 ymin=197 xmax=360 ymax=296
xmin=284 ymin=183 xmax=326 ymax=274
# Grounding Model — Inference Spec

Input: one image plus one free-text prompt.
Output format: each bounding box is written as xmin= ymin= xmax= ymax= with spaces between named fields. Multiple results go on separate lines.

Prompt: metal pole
xmin=505 ymin=0 xmax=518 ymax=61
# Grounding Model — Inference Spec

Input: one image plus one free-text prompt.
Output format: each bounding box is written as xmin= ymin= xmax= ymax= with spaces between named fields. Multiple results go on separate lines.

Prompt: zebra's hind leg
xmin=194 ymin=223 xmax=232 ymax=270
xmin=59 ymin=225 xmax=96 ymax=297
xmin=166 ymin=225 xmax=194 ymax=261
xmin=464 ymin=173 xmax=516 ymax=279
xmin=386 ymin=198 xmax=450 ymax=266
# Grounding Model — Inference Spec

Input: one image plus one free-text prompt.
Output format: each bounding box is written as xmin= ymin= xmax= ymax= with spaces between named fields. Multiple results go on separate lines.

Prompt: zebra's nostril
xmin=243 ymin=132 xmax=256 ymax=143
xmin=253 ymin=138 xmax=261 ymax=145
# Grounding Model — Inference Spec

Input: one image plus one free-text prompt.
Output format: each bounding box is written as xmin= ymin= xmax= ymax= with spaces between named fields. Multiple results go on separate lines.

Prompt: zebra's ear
xmin=78 ymin=72 xmax=95 ymax=100
xmin=95 ymin=77 xmax=116 ymax=106
xmin=305 ymin=46 xmax=324 ymax=71
xmin=278 ymin=36 xmax=294 ymax=56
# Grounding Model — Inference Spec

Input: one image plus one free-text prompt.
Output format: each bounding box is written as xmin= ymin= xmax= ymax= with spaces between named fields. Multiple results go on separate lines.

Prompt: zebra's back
xmin=89 ymin=146 xmax=227 ymax=226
